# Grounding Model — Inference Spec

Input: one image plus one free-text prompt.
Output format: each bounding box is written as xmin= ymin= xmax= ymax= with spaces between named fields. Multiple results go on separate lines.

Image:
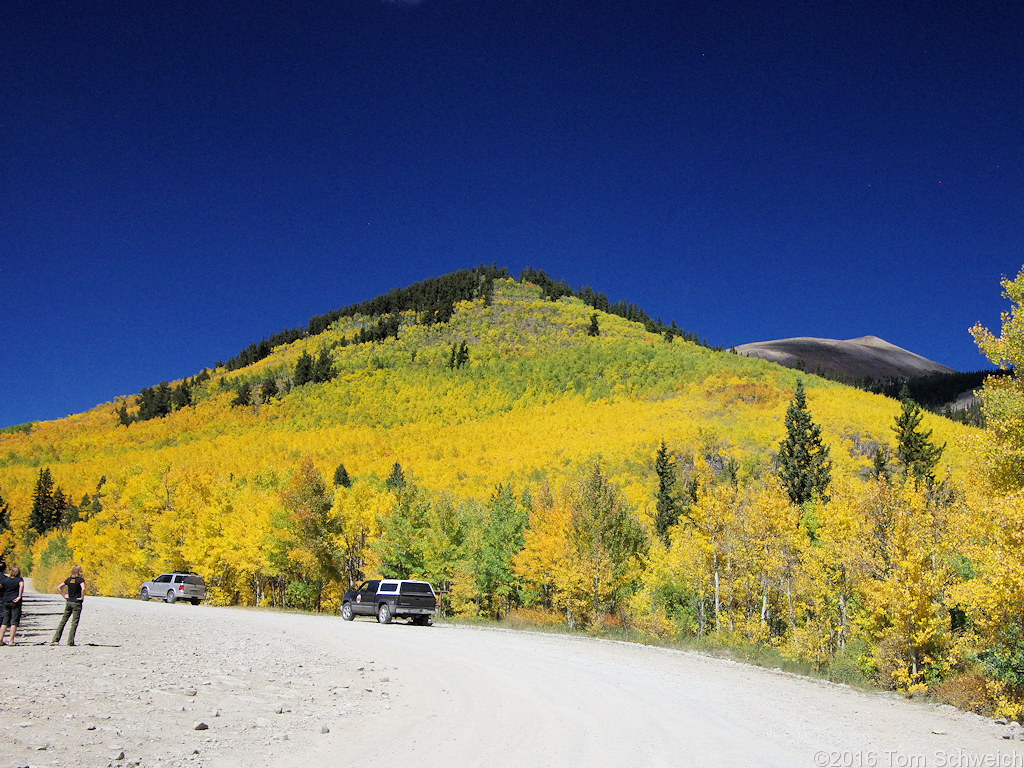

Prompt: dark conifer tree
xmin=155 ymin=382 xmax=173 ymax=416
xmin=777 ymin=380 xmax=832 ymax=505
xmin=654 ymin=440 xmax=679 ymax=544
xmin=587 ymin=313 xmax=600 ymax=337
xmin=313 ymin=350 xmax=335 ymax=383
xmin=172 ymin=380 xmax=193 ymax=410
xmin=116 ymin=404 xmax=134 ymax=427
xmin=872 ymin=447 xmax=890 ymax=481
xmin=385 ymin=462 xmax=406 ymax=491
xmin=294 ymin=352 xmax=314 ymax=386
xmin=51 ymin=486 xmax=71 ymax=530
xmin=232 ymin=382 xmax=253 ymax=407
xmin=260 ymin=377 xmax=279 ymax=401
xmin=456 ymin=341 xmax=470 ymax=369
xmin=333 ymin=463 xmax=351 ymax=488
xmin=29 ymin=467 xmax=56 ymax=536
xmin=0 ymin=484 xmax=10 ymax=531
xmin=893 ymin=387 xmax=945 ymax=485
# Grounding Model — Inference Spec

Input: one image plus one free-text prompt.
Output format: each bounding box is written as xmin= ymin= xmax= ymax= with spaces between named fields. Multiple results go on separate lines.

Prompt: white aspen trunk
xmin=760 ymin=546 xmax=769 ymax=626
xmin=838 ymin=593 xmax=848 ymax=650
xmin=786 ymin=576 xmax=796 ymax=639
xmin=712 ymin=546 xmax=721 ymax=634
xmin=727 ymin=553 xmax=734 ymax=633
xmin=908 ymin=617 xmax=918 ymax=678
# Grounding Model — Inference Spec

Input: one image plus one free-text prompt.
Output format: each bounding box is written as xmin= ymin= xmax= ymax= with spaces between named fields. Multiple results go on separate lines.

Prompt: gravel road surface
xmin=0 ymin=583 xmax=1016 ymax=768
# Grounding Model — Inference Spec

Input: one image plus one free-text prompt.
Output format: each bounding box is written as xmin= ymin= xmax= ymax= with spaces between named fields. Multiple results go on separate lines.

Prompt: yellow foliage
xmin=2 ymin=274 xmax=1016 ymax=708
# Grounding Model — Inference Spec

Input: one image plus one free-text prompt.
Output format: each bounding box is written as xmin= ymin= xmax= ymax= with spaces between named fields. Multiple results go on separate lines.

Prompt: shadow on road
xmin=4 ymin=582 xmax=121 ymax=647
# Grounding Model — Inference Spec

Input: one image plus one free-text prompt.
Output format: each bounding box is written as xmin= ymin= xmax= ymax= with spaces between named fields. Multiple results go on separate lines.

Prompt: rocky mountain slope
xmin=734 ymin=335 xmax=956 ymax=381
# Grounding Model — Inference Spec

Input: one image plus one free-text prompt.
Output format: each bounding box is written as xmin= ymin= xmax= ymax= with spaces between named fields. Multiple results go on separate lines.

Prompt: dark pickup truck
xmin=341 ymin=579 xmax=437 ymax=625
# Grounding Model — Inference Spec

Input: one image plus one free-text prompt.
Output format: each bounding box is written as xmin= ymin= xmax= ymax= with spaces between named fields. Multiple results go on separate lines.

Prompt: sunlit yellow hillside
xmin=8 ymin=268 xmax=1019 ymax=712
xmin=0 ymin=276 xmax=970 ymax=527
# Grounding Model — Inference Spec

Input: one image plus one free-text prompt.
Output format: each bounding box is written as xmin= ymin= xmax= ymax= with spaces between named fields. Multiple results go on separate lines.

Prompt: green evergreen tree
xmin=294 ymin=352 xmax=314 ymax=386
xmin=0 ymin=484 xmax=10 ymax=531
xmin=333 ymin=462 xmax=351 ymax=488
xmin=260 ymin=377 xmax=279 ymax=401
xmin=231 ymin=382 xmax=253 ymax=407
xmin=385 ymin=462 xmax=406 ymax=491
xmin=893 ymin=387 xmax=945 ymax=485
xmin=172 ymin=380 xmax=193 ymax=410
xmin=29 ymin=467 xmax=56 ymax=536
xmin=116 ymin=404 xmax=134 ymax=427
xmin=51 ymin=486 xmax=70 ymax=531
xmin=872 ymin=446 xmax=890 ymax=481
xmin=447 ymin=343 xmax=457 ymax=370
xmin=777 ymin=379 xmax=832 ymax=505
xmin=313 ymin=350 xmax=335 ymax=383
xmin=654 ymin=440 xmax=679 ymax=545
xmin=455 ymin=340 xmax=470 ymax=369
xmin=587 ymin=313 xmax=600 ymax=337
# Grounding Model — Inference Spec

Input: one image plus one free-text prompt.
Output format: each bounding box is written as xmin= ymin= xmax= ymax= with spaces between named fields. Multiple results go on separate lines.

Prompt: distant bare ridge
xmin=734 ymin=335 xmax=956 ymax=381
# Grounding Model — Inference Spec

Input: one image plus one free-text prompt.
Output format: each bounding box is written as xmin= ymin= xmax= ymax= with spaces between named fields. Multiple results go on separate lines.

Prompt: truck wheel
xmin=140 ymin=587 xmax=149 ymax=601
xmin=342 ymin=602 xmax=354 ymax=621
xmin=166 ymin=590 xmax=177 ymax=604
xmin=190 ymin=597 xmax=201 ymax=605
xmin=377 ymin=603 xmax=392 ymax=624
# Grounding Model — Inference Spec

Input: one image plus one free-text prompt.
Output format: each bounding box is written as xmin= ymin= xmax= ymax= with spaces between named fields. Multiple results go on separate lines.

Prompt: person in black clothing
xmin=51 ymin=564 xmax=86 ymax=646
xmin=0 ymin=564 xmax=25 ymax=646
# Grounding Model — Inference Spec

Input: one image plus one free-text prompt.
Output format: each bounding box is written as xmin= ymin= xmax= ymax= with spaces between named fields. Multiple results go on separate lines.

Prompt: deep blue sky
xmin=2 ymin=1 xmax=1022 ymax=427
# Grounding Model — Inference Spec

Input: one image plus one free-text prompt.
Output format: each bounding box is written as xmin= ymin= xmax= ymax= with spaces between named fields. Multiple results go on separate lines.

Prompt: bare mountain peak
xmin=734 ymin=335 xmax=955 ymax=381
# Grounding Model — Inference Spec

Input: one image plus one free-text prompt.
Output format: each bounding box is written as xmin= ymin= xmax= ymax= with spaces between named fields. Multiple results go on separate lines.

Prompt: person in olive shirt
xmin=0 ymin=564 xmax=25 ymax=646
xmin=51 ymin=564 xmax=86 ymax=647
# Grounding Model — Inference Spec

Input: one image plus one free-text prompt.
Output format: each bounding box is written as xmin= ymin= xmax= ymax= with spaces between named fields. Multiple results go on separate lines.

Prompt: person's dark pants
xmin=2 ymin=601 xmax=21 ymax=627
xmin=52 ymin=600 xmax=82 ymax=645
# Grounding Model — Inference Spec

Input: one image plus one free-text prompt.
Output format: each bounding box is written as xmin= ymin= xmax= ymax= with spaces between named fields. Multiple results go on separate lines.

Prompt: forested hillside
xmin=2 ymin=267 xmax=1023 ymax=718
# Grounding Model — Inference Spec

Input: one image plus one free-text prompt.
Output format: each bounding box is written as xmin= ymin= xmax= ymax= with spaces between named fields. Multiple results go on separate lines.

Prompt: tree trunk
xmin=838 ymin=592 xmax=847 ymax=650
xmin=786 ymin=576 xmax=796 ymax=640
xmin=713 ymin=548 xmax=721 ymax=634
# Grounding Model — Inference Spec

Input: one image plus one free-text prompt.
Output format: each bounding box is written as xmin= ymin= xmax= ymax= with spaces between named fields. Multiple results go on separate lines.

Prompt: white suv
xmin=140 ymin=572 xmax=206 ymax=604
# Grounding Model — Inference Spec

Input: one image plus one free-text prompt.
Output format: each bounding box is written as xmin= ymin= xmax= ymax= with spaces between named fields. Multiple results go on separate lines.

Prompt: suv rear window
xmin=184 ymin=576 xmax=204 ymax=585
xmin=400 ymin=582 xmax=433 ymax=596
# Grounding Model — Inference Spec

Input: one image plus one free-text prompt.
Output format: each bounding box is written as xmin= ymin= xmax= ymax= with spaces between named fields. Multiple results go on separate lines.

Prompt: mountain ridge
xmin=734 ymin=335 xmax=956 ymax=382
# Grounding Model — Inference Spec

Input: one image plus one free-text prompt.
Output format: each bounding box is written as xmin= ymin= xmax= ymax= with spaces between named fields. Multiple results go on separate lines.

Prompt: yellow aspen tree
xmin=66 ymin=504 xmax=144 ymax=596
xmin=513 ymin=481 xmax=589 ymax=627
xmin=858 ymin=479 xmax=953 ymax=691
xmin=675 ymin=459 xmax=732 ymax=636
xmin=331 ymin=479 xmax=389 ymax=589
xmin=743 ymin=480 xmax=802 ymax=647
xmin=276 ymin=457 xmax=340 ymax=612
xmin=799 ymin=478 xmax=875 ymax=667
xmin=971 ymin=265 xmax=1024 ymax=491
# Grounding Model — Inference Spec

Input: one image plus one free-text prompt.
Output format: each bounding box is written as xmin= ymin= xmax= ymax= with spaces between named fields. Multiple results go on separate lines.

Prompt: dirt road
xmin=1 ymin=585 xmax=1016 ymax=768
